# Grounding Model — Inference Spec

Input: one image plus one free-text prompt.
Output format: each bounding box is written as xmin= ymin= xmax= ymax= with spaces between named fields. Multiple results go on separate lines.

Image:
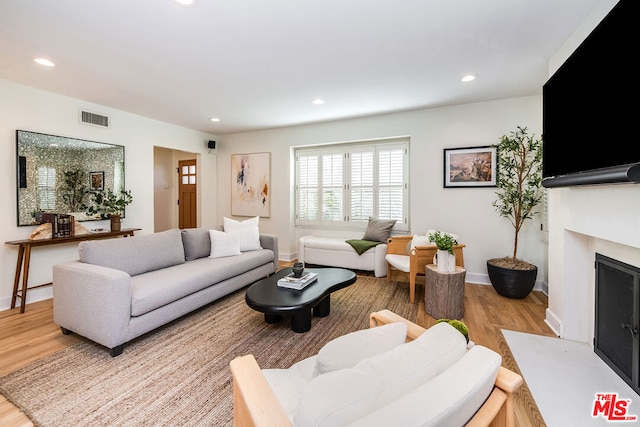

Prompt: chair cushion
xmin=410 ymin=234 xmax=431 ymax=250
xmin=348 ymin=345 xmax=501 ymax=427
xmin=362 ymin=218 xmax=396 ymax=242
xmin=385 ymin=254 xmax=410 ymax=272
xmin=294 ymin=322 xmax=467 ymax=426
xmin=223 ymin=216 xmax=262 ymax=251
xmin=262 ymin=356 xmax=317 ymax=421
xmin=313 ymin=322 xmax=408 ymax=376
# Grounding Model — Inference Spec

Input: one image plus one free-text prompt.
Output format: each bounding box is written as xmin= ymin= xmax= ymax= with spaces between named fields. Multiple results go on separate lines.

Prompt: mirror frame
xmin=16 ymin=130 xmax=125 ymax=226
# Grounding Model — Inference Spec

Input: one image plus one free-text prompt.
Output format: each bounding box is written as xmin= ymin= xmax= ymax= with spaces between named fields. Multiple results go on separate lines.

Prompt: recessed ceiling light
xmin=174 ymin=0 xmax=197 ymax=6
xmin=34 ymin=58 xmax=55 ymax=67
xmin=312 ymin=99 xmax=325 ymax=105
xmin=461 ymin=75 xmax=476 ymax=82
xmin=209 ymin=117 xmax=220 ymax=122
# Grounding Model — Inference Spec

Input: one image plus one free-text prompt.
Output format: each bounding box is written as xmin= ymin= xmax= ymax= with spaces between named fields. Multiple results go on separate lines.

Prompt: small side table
xmin=424 ymin=264 xmax=466 ymax=320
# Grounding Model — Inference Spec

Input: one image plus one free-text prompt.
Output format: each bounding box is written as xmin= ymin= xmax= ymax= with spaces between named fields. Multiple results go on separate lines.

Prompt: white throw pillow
xmin=409 ymin=234 xmax=431 ymax=250
xmin=313 ymin=322 xmax=408 ymax=377
xmin=208 ymin=229 xmax=241 ymax=258
xmin=223 ymin=216 xmax=262 ymax=251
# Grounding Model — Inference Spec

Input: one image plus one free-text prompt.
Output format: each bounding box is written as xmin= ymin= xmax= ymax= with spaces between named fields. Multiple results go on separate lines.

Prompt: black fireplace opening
xmin=594 ymin=253 xmax=640 ymax=395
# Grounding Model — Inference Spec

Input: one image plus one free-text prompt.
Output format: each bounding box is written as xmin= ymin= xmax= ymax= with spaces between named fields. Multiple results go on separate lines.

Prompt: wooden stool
xmin=424 ymin=264 xmax=466 ymax=319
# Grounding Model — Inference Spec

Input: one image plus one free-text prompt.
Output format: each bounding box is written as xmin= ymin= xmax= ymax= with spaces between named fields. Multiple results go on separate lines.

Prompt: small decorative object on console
xmin=277 ymin=271 xmax=318 ymax=290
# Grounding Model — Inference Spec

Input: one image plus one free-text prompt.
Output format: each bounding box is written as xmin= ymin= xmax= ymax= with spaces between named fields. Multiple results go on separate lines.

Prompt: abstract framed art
xmin=443 ymin=146 xmax=497 ymax=188
xmin=231 ymin=152 xmax=271 ymax=217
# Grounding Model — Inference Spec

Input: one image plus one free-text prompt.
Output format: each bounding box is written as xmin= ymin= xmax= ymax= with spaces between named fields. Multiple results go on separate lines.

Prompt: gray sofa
xmin=53 ymin=227 xmax=278 ymax=356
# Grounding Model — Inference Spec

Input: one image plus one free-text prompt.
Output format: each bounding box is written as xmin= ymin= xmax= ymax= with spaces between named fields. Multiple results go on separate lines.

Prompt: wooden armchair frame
xmin=230 ymin=309 xmax=523 ymax=427
xmin=386 ymin=235 xmax=466 ymax=303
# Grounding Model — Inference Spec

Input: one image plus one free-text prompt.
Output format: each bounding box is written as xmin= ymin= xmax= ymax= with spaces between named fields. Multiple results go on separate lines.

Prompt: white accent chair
xmin=385 ymin=231 xmax=465 ymax=303
xmin=230 ymin=309 xmax=523 ymax=427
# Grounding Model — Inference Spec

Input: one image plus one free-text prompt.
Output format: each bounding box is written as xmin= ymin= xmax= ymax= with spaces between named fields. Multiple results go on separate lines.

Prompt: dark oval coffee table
xmin=245 ymin=267 xmax=357 ymax=333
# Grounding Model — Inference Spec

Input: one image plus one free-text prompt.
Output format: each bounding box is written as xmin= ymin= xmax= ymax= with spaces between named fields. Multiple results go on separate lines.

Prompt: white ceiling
xmin=0 ymin=0 xmax=605 ymax=135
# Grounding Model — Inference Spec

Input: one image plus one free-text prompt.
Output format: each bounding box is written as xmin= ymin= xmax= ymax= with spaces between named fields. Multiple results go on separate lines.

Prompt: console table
xmin=5 ymin=228 xmax=140 ymax=313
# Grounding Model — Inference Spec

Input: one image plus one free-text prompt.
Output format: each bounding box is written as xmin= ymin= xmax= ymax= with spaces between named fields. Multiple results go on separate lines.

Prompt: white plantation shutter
xmin=295 ymin=138 xmax=408 ymax=231
xmin=349 ymin=148 xmax=374 ymax=222
xmin=37 ymin=166 xmax=57 ymax=211
xmin=322 ymin=151 xmax=344 ymax=222
xmin=378 ymin=146 xmax=405 ymax=223
xmin=296 ymin=152 xmax=319 ymax=222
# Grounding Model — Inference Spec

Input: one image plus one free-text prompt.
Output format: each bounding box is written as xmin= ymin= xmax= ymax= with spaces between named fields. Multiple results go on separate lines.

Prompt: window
xmin=295 ymin=138 xmax=408 ymax=231
xmin=37 ymin=166 xmax=57 ymax=211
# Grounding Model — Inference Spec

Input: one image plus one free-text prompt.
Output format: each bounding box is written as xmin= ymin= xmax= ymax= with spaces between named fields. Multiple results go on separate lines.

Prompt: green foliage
xmin=60 ymin=170 xmax=89 ymax=212
xmin=435 ymin=318 xmax=469 ymax=340
xmin=86 ymin=189 xmax=133 ymax=218
xmin=492 ymin=126 xmax=543 ymax=260
xmin=428 ymin=230 xmax=458 ymax=255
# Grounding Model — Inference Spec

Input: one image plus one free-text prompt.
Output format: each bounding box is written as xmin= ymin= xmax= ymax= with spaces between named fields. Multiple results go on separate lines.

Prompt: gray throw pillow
xmin=181 ymin=228 xmax=212 ymax=260
xmin=362 ymin=218 xmax=397 ymax=242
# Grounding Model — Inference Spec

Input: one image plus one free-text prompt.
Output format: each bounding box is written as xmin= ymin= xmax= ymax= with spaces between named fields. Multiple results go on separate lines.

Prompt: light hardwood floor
xmin=0 ymin=266 xmax=556 ymax=427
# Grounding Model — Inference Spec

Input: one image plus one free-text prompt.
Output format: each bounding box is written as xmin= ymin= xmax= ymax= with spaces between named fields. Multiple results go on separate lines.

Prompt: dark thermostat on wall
xmin=207 ymin=140 xmax=216 ymax=149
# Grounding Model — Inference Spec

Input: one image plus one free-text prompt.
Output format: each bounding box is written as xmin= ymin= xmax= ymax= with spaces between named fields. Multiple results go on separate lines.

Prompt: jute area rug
xmin=0 ymin=274 xmax=418 ymax=427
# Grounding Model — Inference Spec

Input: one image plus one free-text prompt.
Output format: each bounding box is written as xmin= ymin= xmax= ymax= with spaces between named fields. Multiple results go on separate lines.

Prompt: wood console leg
xmin=10 ymin=245 xmax=25 ymax=309
xmin=18 ymin=245 xmax=32 ymax=313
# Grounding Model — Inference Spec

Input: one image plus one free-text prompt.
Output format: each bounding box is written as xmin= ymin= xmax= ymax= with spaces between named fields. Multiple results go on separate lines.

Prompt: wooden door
xmin=178 ymin=159 xmax=197 ymax=228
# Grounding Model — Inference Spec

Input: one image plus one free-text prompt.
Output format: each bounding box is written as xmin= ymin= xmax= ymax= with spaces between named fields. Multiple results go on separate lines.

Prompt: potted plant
xmin=428 ymin=230 xmax=458 ymax=272
xmin=60 ymin=170 xmax=89 ymax=213
xmin=86 ymin=189 xmax=133 ymax=231
xmin=487 ymin=126 xmax=543 ymax=299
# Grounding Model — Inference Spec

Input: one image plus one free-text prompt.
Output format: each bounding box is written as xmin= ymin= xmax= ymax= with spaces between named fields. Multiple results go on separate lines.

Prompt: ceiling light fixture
xmin=312 ymin=99 xmax=325 ymax=105
xmin=34 ymin=58 xmax=55 ymax=67
xmin=461 ymin=75 xmax=476 ymax=83
xmin=174 ymin=0 xmax=197 ymax=6
xmin=209 ymin=117 xmax=220 ymax=122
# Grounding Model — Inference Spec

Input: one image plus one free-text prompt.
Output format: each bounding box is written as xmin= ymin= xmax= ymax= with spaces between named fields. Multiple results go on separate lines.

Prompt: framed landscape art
xmin=443 ymin=146 xmax=496 ymax=188
xmin=231 ymin=152 xmax=271 ymax=217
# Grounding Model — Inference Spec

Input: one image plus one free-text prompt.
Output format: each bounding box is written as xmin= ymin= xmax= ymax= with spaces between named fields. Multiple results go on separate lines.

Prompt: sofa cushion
xmin=181 ymin=228 xmax=211 ymax=260
xmin=362 ymin=218 xmax=396 ymax=242
xmin=223 ymin=216 xmax=262 ymax=251
xmin=348 ymin=345 xmax=501 ymax=427
xmin=209 ymin=229 xmax=241 ymax=258
xmin=313 ymin=322 xmax=408 ymax=376
xmin=131 ymin=249 xmax=274 ymax=316
xmin=79 ymin=228 xmax=185 ymax=276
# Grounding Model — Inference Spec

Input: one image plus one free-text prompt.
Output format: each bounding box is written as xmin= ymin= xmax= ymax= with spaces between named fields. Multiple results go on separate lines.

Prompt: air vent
xmin=79 ymin=110 xmax=109 ymax=128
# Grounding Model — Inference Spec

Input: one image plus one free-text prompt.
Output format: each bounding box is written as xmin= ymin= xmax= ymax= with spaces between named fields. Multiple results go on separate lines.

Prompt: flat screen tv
xmin=542 ymin=0 xmax=640 ymax=187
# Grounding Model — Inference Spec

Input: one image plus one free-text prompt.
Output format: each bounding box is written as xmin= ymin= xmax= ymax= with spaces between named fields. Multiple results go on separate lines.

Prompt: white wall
xmin=0 ymin=79 xmax=218 ymax=309
xmin=217 ymin=95 xmax=546 ymax=287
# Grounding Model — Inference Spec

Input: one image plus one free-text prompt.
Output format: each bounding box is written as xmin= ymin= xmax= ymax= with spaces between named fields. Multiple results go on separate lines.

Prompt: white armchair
xmin=385 ymin=232 xmax=465 ymax=303
xmin=230 ymin=309 xmax=522 ymax=427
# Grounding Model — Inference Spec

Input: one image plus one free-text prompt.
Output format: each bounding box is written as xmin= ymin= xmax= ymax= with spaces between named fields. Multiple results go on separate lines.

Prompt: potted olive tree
xmin=87 ymin=189 xmax=133 ymax=231
xmin=487 ymin=126 xmax=543 ymax=299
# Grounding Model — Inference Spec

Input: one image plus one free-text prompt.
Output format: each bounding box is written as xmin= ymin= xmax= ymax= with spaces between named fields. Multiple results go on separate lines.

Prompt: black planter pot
xmin=486 ymin=261 xmax=537 ymax=299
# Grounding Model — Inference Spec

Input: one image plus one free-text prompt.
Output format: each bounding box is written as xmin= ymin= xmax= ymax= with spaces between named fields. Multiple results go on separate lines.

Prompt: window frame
xmin=294 ymin=137 xmax=409 ymax=233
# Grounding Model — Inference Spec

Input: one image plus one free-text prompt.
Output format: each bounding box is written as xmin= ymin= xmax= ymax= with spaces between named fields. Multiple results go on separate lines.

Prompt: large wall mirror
xmin=16 ymin=130 xmax=125 ymax=226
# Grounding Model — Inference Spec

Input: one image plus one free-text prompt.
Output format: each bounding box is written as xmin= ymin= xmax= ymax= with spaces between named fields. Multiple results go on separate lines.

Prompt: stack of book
xmin=277 ymin=271 xmax=319 ymax=290
xmin=41 ymin=213 xmax=75 ymax=238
